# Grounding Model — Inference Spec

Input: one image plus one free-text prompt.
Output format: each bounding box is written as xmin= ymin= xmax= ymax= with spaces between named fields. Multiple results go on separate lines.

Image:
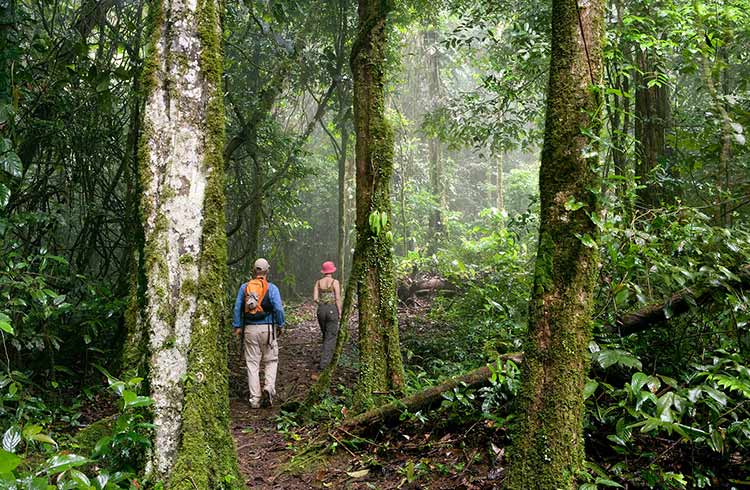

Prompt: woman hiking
xmin=313 ymin=261 xmax=342 ymax=371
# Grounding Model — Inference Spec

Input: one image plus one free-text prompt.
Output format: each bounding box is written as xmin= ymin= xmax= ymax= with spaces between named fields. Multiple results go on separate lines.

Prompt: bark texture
xmin=350 ymin=0 xmax=405 ymax=409
xmin=634 ymin=49 xmax=670 ymax=207
xmin=138 ymin=0 xmax=241 ymax=487
xmin=426 ymin=29 xmax=444 ymax=248
xmin=504 ymin=0 xmax=604 ymax=488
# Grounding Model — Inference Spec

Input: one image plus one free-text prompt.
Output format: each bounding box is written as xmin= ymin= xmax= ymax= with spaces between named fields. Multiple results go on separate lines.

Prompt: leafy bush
xmin=0 ymin=369 xmax=152 ymax=489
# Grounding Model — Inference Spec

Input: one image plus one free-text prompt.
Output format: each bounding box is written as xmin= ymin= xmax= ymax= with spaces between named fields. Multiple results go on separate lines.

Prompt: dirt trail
xmin=227 ymin=303 xmax=496 ymax=490
xmin=229 ymin=303 xmax=325 ymax=489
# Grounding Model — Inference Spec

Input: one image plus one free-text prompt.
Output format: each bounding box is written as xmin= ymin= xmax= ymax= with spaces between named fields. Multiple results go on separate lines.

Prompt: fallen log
xmin=397 ymin=276 xmax=455 ymax=302
xmin=340 ymin=352 xmax=523 ymax=434
xmin=609 ymin=265 xmax=750 ymax=337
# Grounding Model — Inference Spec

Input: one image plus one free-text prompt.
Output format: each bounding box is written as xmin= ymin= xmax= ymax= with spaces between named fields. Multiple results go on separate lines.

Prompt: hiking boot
xmin=249 ymin=399 xmax=260 ymax=409
xmin=261 ymin=389 xmax=273 ymax=408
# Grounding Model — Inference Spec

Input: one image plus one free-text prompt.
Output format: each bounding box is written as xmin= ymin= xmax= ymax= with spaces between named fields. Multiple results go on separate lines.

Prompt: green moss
xmin=503 ymin=0 xmax=604 ymax=487
xmin=350 ymin=0 xmax=404 ymax=411
xmin=123 ymin=0 xmax=164 ymax=381
xmin=178 ymin=254 xmax=194 ymax=265
xmin=73 ymin=416 xmax=115 ymax=454
xmin=162 ymin=334 xmax=176 ymax=349
xmin=533 ymin=232 xmax=555 ymax=296
xmin=162 ymin=186 xmax=176 ymax=201
xmin=165 ymin=1 xmax=241 ymax=488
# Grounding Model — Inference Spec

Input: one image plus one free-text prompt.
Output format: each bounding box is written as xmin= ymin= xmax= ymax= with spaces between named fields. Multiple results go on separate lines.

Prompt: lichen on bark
xmin=135 ymin=0 xmax=241 ymax=487
xmin=504 ymin=0 xmax=604 ymax=488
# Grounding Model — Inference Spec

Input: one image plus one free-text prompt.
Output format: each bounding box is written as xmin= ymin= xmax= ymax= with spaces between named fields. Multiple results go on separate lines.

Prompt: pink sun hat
xmin=321 ymin=261 xmax=337 ymax=274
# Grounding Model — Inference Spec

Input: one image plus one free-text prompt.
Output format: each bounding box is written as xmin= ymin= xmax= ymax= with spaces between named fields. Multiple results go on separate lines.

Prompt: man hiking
xmin=232 ymin=258 xmax=286 ymax=408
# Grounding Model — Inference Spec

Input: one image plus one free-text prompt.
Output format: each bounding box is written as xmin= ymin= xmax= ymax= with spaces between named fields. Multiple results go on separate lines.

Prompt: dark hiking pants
xmin=316 ymin=303 xmax=339 ymax=370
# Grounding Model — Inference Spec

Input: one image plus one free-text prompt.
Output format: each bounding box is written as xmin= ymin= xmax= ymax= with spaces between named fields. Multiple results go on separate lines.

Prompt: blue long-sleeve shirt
xmin=232 ymin=281 xmax=285 ymax=328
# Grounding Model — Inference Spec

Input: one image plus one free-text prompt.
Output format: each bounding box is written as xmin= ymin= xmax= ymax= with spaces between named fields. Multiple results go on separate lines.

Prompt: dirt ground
xmin=228 ymin=302 xmax=503 ymax=490
xmin=229 ymin=302 xmax=323 ymax=489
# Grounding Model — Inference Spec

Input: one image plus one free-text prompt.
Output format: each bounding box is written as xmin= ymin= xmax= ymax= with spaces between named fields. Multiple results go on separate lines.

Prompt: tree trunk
xmin=497 ymin=152 xmax=505 ymax=212
xmin=426 ymin=29 xmax=443 ymax=249
xmin=336 ymin=0 xmax=352 ymax=282
xmin=504 ymin=0 xmax=604 ymax=488
xmin=701 ymin=56 xmax=733 ymax=226
xmin=634 ymin=49 xmax=669 ymax=208
xmin=350 ymin=0 xmax=405 ymax=409
xmin=136 ymin=0 xmax=241 ymax=486
xmin=337 ymin=130 xmax=350 ymax=282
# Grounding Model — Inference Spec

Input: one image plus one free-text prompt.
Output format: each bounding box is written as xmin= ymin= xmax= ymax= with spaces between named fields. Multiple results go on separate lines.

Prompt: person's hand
xmin=234 ymin=328 xmax=242 ymax=338
xmin=277 ymin=326 xmax=284 ymax=337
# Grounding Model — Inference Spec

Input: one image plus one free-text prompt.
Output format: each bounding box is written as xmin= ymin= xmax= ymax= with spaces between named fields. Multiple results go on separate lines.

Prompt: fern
xmin=705 ymin=374 xmax=750 ymax=399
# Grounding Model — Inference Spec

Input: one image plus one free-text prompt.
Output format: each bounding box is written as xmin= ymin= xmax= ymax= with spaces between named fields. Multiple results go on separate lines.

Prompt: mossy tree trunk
xmin=136 ymin=0 xmax=242 ymax=487
xmin=504 ymin=0 xmax=604 ymax=488
xmin=350 ymin=0 xmax=405 ymax=409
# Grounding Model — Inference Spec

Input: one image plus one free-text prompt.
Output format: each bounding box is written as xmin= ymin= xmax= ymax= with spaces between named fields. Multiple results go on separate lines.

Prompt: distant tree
xmin=350 ymin=0 xmax=405 ymax=408
xmin=133 ymin=0 xmax=241 ymax=486
xmin=504 ymin=0 xmax=604 ymax=488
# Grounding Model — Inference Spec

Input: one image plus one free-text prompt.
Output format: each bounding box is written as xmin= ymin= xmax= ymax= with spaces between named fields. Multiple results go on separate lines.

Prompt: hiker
xmin=232 ymin=258 xmax=286 ymax=409
xmin=313 ymin=260 xmax=342 ymax=371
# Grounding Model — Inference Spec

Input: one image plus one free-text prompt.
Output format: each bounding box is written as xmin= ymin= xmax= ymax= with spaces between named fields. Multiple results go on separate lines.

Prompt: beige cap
xmin=253 ymin=258 xmax=270 ymax=272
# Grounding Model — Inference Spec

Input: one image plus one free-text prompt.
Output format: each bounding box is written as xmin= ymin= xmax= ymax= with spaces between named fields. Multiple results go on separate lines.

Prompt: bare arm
xmin=334 ymin=280 xmax=342 ymax=317
xmin=313 ymin=279 xmax=319 ymax=303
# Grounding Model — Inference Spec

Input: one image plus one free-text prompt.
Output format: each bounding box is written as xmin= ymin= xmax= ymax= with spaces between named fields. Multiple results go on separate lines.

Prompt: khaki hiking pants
xmin=242 ymin=324 xmax=278 ymax=404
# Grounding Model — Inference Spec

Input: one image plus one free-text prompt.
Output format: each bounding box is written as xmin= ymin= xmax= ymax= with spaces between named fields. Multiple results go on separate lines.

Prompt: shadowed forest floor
xmin=228 ymin=302 xmax=505 ymax=490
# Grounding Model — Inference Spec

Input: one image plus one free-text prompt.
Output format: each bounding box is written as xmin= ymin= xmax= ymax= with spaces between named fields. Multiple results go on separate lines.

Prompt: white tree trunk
xmin=139 ymin=1 xmax=238 ymax=484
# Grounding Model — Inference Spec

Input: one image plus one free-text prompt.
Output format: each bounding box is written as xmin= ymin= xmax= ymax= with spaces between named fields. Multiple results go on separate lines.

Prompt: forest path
xmin=229 ymin=302 xmax=326 ymax=489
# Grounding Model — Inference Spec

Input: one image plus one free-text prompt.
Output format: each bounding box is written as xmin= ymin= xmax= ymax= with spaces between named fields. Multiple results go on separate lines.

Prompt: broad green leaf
xmin=22 ymin=424 xmax=42 ymax=440
xmin=595 ymin=349 xmax=642 ymax=370
xmin=0 ymin=448 xmax=21 ymax=473
xmin=69 ymin=469 xmax=91 ymax=487
xmin=656 ymin=392 xmax=674 ymax=422
xmin=1 ymin=148 xmax=22 ymax=178
xmin=687 ymin=387 xmax=702 ymax=403
xmin=614 ymin=287 xmax=630 ymax=306
xmin=579 ymin=233 xmax=597 ymax=248
xmin=27 ymin=477 xmax=48 ymax=490
xmin=564 ymin=197 xmax=586 ymax=211
xmin=96 ymin=79 xmax=110 ymax=92
xmin=702 ymin=385 xmax=727 ymax=406
xmin=630 ymin=372 xmax=649 ymax=394
xmin=635 ymin=390 xmax=656 ymax=412
xmin=0 ymin=312 xmax=12 ymax=335
xmin=595 ymin=478 xmax=624 ymax=488
xmin=29 ymin=433 xmax=56 ymax=446
xmin=93 ymin=436 xmax=112 ymax=457
xmin=44 ymin=453 xmax=89 ymax=474
xmin=122 ymin=390 xmax=153 ymax=409
xmin=583 ymin=379 xmax=599 ymax=400
xmin=0 ymin=183 xmax=9 ymax=208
